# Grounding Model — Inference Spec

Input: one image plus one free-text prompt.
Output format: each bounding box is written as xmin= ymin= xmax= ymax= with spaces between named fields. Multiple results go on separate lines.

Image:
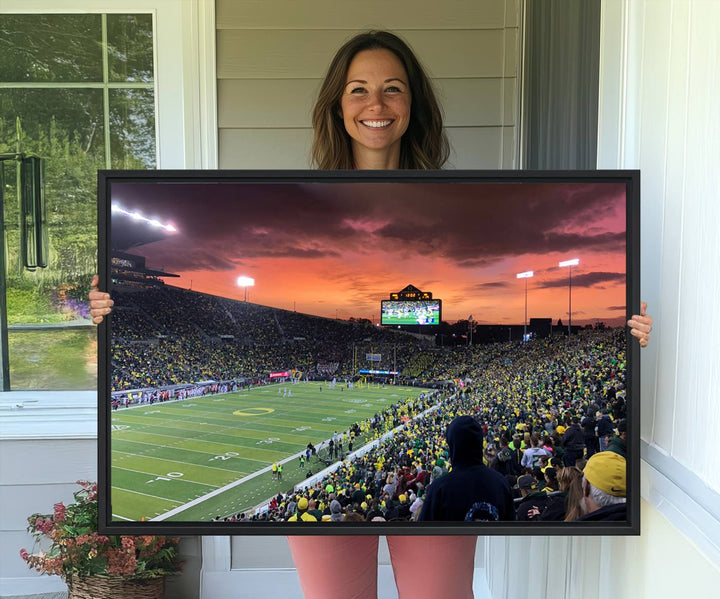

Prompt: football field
xmin=110 ymin=381 xmax=430 ymax=522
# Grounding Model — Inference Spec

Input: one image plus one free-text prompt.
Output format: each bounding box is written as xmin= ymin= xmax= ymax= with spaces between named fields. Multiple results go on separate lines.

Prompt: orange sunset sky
xmin=110 ymin=179 xmax=629 ymax=327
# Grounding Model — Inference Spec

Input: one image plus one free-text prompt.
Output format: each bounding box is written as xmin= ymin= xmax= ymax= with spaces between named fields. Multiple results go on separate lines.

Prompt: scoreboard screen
xmin=381 ymin=300 xmax=441 ymax=326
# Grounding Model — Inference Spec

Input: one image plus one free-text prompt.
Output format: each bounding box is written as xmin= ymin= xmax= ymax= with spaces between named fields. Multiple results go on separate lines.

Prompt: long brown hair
xmin=559 ymin=467 xmax=584 ymax=521
xmin=311 ymin=31 xmax=449 ymax=170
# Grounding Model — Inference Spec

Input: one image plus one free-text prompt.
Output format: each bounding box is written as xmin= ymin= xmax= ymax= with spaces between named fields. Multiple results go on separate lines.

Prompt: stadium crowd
xmin=110 ymin=283 xmax=629 ymax=525
xmin=209 ymin=329 xmax=629 ymax=524
xmin=110 ymin=285 xmax=430 ymax=392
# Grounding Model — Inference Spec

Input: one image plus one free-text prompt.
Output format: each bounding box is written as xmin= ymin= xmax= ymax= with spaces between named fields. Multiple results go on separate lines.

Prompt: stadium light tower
xmin=237 ymin=276 xmax=255 ymax=302
xmin=111 ymin=204 xmax=177 ymax=232
xmin=516 ymin=271 xmax=533 ymax=341
xmin=559 ymin=258 xmax=579 ymax=336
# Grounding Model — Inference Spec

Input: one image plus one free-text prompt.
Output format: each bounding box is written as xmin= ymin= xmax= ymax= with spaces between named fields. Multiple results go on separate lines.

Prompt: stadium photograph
xmin=104 ymin=175 xmax=632 ymax=528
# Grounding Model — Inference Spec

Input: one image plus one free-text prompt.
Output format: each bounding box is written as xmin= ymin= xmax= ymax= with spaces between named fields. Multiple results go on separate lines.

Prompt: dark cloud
xmin=472 ymin=281 xmax=510 ymax=290
xmin=539 ymin=272 xmax=626 ymax=289
xmin=456 ymin=257 xmax=501 ymax=269
xmin=607 ymin=305 xmax=626 ymax=311
xmin=110 ymin=179 xmax=627 ymax=271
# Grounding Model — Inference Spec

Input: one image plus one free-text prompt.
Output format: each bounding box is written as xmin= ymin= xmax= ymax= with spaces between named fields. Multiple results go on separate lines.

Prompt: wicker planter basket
xmin=67 ymin=575 xmax=165 ymax=599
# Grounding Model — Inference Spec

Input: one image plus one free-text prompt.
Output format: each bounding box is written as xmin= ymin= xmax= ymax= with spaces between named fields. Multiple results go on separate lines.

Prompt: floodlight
xmin=559 ymin=258 xmax=579 ymax=267
xmin=237 ymin=276 xmax=255 ymax=301
xmin=111 ymin=203 xmax=177 ymax=233
xmin=559 ymin=258 xmax=580 ymax=335
xmin=516 ymin=271 xmax=534 ymax=340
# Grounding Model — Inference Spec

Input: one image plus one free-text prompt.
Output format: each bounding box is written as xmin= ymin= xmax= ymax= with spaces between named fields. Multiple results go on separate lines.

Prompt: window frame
xmin=0 ymin=0 xmax=217 ymax=428
xmin=2 ymin=0 xmax=218 ymax=170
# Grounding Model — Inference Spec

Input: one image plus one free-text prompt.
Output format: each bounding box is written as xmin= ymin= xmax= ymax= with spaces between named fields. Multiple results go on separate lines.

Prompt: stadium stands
xmin=110 ymin=284 xmax=627 ymax=523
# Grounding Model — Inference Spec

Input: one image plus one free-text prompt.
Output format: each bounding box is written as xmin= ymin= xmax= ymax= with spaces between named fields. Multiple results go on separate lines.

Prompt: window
xmin=0 ymin=13 xmax=156 ymax=390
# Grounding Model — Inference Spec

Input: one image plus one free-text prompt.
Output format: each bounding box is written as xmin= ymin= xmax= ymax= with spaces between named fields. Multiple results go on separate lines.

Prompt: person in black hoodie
xmin=418 ymin=415 xmax=514 ymax=521
xmin=581 ymin=412 xmax=599 ymax=458
xmin=562 ymin=416 xmax=586 ymax=467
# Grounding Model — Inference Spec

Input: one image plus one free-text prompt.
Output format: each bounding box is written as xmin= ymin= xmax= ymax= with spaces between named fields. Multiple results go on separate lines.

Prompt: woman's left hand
xmin=627 ymin=301 xmax=653 ymax=347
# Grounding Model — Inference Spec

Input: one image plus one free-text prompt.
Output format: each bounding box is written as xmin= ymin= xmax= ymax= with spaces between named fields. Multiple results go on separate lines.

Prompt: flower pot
xmin=67 ymin=575 xmax=165 ymax=599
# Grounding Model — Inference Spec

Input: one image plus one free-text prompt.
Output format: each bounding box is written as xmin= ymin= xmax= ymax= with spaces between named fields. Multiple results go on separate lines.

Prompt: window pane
xmin=0 ymin=89 xmax=106 ymax=162
xmin=0 ymin=13 xmax=156 ymax=390
xmin=8 ymin=329 xmax=97 ymax=390
xmin=1 ymin=88 xmax=103 ymax=390
xmin=1 ymin=88 xmax=105 ymax=276
xmin=0 ymin=14 xmax=103 ymax=82
xmin=107 ymin=14 xmax=154 ymax=83
xmin=110 ymin=89 xmax=156 ymax=168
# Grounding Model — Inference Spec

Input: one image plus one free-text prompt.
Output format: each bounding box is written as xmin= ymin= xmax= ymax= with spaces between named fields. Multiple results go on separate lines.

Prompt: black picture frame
xmin=98 ymin=169 xmax=640 ymax=536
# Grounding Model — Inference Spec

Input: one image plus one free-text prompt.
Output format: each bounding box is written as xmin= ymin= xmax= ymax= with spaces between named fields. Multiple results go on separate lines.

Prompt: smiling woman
xmin=340 ymin=49 xmax=412 ymax=168
xmin=89 ymin=29 xmax=653 ymax=599
xmin=311 ymin=30 xmax=448 ymax=170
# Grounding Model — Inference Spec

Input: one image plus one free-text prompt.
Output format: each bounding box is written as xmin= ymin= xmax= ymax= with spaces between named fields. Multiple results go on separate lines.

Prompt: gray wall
xmin=216 ymin=0 xmax=522 ymax=170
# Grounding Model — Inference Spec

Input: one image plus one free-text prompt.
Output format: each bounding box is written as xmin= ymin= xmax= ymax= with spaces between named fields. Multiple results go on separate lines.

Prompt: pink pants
xmin=287 ymin=535 xmax=477 ymax=599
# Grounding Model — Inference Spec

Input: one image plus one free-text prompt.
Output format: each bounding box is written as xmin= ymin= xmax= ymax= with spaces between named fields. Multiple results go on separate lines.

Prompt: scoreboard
xmin=380 ymin=284 xmax=441 ymax=326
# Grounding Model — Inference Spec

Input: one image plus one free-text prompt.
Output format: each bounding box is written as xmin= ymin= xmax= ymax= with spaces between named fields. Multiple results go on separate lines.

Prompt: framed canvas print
xmin=97 ymin=169 xmax=640 ymax=535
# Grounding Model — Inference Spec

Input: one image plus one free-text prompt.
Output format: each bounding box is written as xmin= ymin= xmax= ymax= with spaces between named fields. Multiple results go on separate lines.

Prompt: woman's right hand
xmin=89 ymin=274 xmax=114 ymax=324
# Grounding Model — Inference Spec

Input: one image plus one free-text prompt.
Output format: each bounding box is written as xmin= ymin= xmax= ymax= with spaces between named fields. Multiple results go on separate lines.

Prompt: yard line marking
xmin=114 ymin=430 xmax=288 ymax=463
xmin=111 ymin=452 xmax=252 ymax=477
xmin=111 ymin=513 xmax=134 ymax=521
xmin=150 ymin=450 xmax=306 ymax=521
xmin=113 ymin=437 xmax=270 ymax=464
xmin=114 ymin=415 xmax=319 ymax=441
xmin=112 ymin=464 xmax=232 ymax=487
xmin=110 ymin=486 xmax=186 ymax=504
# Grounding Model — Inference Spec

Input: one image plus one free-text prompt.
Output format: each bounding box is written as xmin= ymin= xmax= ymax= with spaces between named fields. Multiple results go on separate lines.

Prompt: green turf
xmin=110 ymin=382 xmax=429 ymax=521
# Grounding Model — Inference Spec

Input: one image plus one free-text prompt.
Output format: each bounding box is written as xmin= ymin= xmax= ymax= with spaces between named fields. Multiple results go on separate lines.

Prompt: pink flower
xmin=107 ymin=548 xmax=137 ymax=576
xmin=137 ymin=535 xmax=156 ymax=547
xmin=53 ymin=503 xmax=66 ymax=522
xmin=121 ymin=536 xmax=135 ymax=550
xmin=34 ymin=518 xmax=54 ymax=535
xmin=22 ymin=482 xmax=181 ymax=580
xmin=43 ymin=557 xmax=64 ymax=576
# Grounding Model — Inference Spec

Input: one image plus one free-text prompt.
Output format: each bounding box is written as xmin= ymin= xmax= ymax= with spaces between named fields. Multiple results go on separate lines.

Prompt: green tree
xmin=1 ymin=13 xmax=155 ymax=324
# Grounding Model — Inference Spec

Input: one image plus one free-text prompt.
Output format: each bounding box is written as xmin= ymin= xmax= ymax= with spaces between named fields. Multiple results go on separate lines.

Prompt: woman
xmin=310 ymin=31 xmax=447 ymax=170
xmin=535 ymin=465 xmax=584 ymax=521
xmin=90 ymin=30 xmax=653 ymax=599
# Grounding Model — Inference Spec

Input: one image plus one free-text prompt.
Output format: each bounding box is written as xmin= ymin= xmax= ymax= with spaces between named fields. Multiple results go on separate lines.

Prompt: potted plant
xmin=20 ymin=480 xmax=182 ymax=599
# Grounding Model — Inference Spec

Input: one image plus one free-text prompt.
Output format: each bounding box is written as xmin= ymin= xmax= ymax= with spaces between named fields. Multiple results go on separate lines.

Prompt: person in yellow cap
xmin=576 ymin=451 xmax=627 ymax=521
xmin=396 ymin=493 xmax=411 ymax=520
xmin=351 ymin=483 xmax=365 ymax=505
xmin=288 ymin=497 xmax=318 ymax=522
